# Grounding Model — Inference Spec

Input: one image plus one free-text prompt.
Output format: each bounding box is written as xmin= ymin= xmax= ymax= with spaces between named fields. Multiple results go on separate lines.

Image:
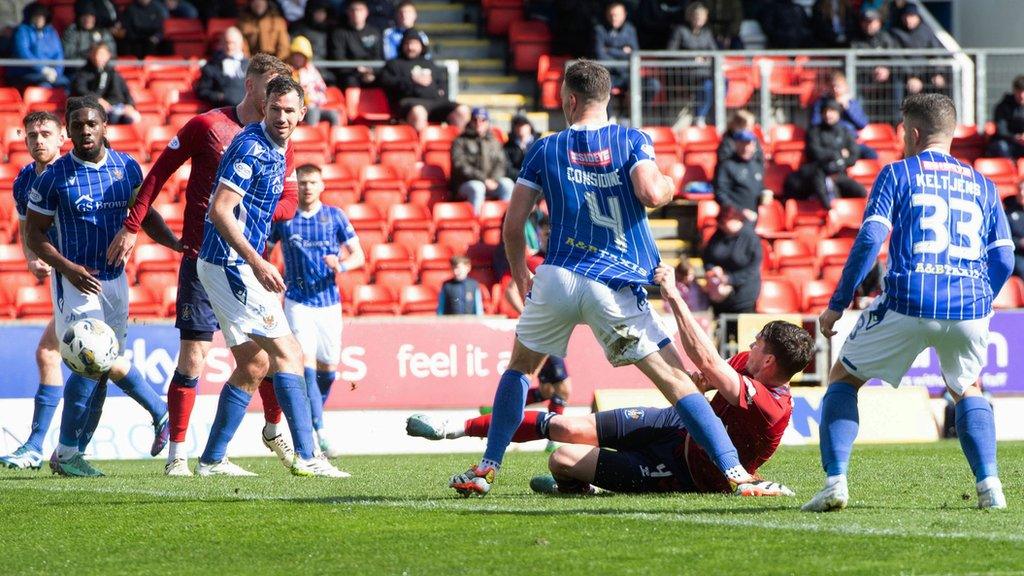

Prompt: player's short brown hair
xmin=759 ymin=320 xmax=816 ymax=380
xmin=563 ymin=59 xmax=612 ymax=105
xmin=296 ymin=163 xmax=321 ymax=177
xmin=265 ymin=76 xmax=305 ymax=105
xmin=23 ymin=111 xmax=61 ymax=129
xmin=246 ymin=52 xmax=292 ymax=79
xmin=901 ymin=93 xmax=957 ymax=137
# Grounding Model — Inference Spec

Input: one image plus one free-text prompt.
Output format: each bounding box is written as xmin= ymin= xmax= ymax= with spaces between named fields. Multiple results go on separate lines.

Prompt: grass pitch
xmin=2 ymin=442 xmax=1022 ymax=575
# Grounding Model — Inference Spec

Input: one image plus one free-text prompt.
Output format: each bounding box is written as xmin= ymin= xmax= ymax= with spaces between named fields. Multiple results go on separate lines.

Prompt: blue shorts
xmin=538 ymin=356 xmax=569 ymax=384
xmin=592 ymin=407 xmax=696 ymax=493
xmin=175 ymin=256 xmax=219 ymax=339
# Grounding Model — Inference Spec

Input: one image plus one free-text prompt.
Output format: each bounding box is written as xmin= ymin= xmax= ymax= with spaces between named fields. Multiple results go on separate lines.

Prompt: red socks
xmin=167 ymin=372 xmax=198 ymax=443
xmin=258 ymin=378 xmax=282 ymax=424
xmin=465 ymin=410 xmax=546 ymax=442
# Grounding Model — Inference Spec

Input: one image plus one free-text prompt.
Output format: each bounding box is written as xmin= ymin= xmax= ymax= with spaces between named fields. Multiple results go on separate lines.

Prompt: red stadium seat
xmin=771 ymin=148 xmax=804 ymax=171
xmin=331 ymin=125 xmax=376 ymax=175
xmin=537 ymin=55 xmax=570 ymax=110
xmin=785 ymin=199 xmax=828 ymax=233
xmin=974 ymin=157 xmax=1018 ymax=198
xmin=400 ymin=285 xmax=439 ymax=315
xmin=335 ymin=269 xmax=368 ymax=305
xmin=848 ymin=159 xmax=882 ymax=188
xmin=756 ymin=278 xmax=800 ymax=314
xmin=289 ymin=125 xmax=330 ymax=157
xmin=23 ymin=87 xmax=66 ymax=113
xmin=417 ymin=243 xmax=454 ymax=290
xmin=695 ymin=199 xmax=719 ymax=237
xmin=951 ymin=125 xmax=986 ymax=165
xmin=763 ymin=163 xmax=792 ymax=195
xmin=478 ymin=200 xmax=508 ymax=244
xmin=322 ymin=189 xmax=359 ymax=209
xmin=406 ymin=163 xmax=448 ymax=208
xmin=129 ymin=286 xmax=164 ymax=318
xmin=345 ymin=203 xmax=388 ymax=253
xmin=493 ymin=276 xmax=519 ymax=318
xmin=370 ymin=242 xmax=416 ymax=290
xmin=360 ymin=164 xmax=406 ymax=192
xmin=0 ymin=87 xmax=24 ymax=114
xmin=678 ymin=125 xmax=720 ymax=152
xmin=484 ymin=0 xmax=524 ymax=36
xmin=420 ymin=125 xmax=460 ymax=152
xmin=816 ymin=238 xmax=854 ymax=269
xmin=769 ymin=123 xmax=805 ymax=146
xmin=433 ymin=202 xmax=480 ymax=254
xmin=345 ymin=88 xmax=392 ymax=125
xmin=826 ymin=197 xmax=866 ymax=238
xmin=388 ymin=203 xmax=433 ymax=252
xmin=993 ymin=276 xmax=1024 ymax=309
xmin=509 ymin=21 xmax=551 ymax=72
xmin=0 ymin=244 xmax=27 ymax=272
xmin=801 ymin=279 xmax=836 ymax=313
xmin=375 ymin=124 xmax=421 ymax=170
xmin=352 ymin=285 xmax=398 ymax=315
xmin=154 ymin=203 xmax=185 ymax=234
xmin=772 ymin=238 xmax=815 ymax=283
xmin=137 ymin=269 xmax=178 ymax=296
xmin=16 ymin=284 xmax=53 ymax=319
xmin=133 ymin=244 xmax=180 ymax=274
xmin=755 ymin=201 xmax=792 ymax=240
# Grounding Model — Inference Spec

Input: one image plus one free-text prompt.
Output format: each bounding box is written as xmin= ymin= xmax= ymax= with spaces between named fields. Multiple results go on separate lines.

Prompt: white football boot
xmin=164 ymin=458 xmax=193 ymax=477
xmin=195 ymin=458 xmax=258 ymax=477
xmin=262 ymin=432 xmax=295 ymax=470
xmin=977 ymin=477 xmax=1007 ymax=510
xmin=291 ymin=455 xmax=351 ymax=478
xmin=802 ymin=477 xmax=849 ymax=512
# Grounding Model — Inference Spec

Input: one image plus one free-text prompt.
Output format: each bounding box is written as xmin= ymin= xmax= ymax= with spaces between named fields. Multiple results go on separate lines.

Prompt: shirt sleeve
xmin=515 ymin=137 xmax=546 ymax=192
xmin=986 ymin=186 xmax=1014 ymax=252
xmin=728 ymin=355 xmax=790 ymax=426
xmin=218 ymin=141 xmax=262 ymax=197
xmin=27 ymin=168 xmax=59 ymax=217
xmin=272 ymin=143 xmax=298 ymax=221
xmin=336 ymin=210 xmax=358 ymax=246
xmin=123 ymin=117 xmax=197 ymax=232
xmin=127 ymin=157 xmax=144 ymax=203
xmin=268 ymin=221 xmax=282 ymax=245
xmin=13 ymin=171 xmax=30 ymax=220
xmin=626 ymin=129 xmax=656 ymax=175
xmin=862 ymin=163 xmax=897 ymax=230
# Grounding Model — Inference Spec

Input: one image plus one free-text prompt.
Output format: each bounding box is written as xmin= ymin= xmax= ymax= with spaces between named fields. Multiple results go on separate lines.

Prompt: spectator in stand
xmin=70 ymin=42 xmax=141 ymax=124
xmin=594 ymin=3 xmax=661 ymax=110
xmin=786 ymin=99 xmax=865 ymax=209
xmin=451 ymin=107 xmax=514 ymax=214
xmin=195 ymin=26 xmax=250 ymax=108
xmin=635 ymin=0 xmax=688 ymax=50
xmin=63 ymin=5 xmax=117 ymax=62
xmin=8 ymin=3 xmax=70 ymax=90
xmin=759 ymin=0 xmax=812 ymax=49
xmin=365 ymin=0 xmax=396 ymax=32
xmin=551 ymin=0 xmax=599 ymax=57
xmin=0 ymin=1 xmax=31 ymax=37
xmin=238 ymin=0 xmax=291 ymax=59
xmin=119 ymin=0 xmax=169 ymax=58
xmin=664 ymin=258 xmax=711 ymax=315
xmin=705 ymin=0 xmax=743 ymax=49
xmin=810 ymin=71 xmax=877 ymax=159
xmin=810 ymin=0 xmax=855 ymax=48
xmin=195 ymin=2 xmax=238 ymax=21
xmin=331 ymin=0 xmax=384 ymax=88
xmin=890 ymin=4 xmax=945 ymax=95
xmin=383 ymin=2 xmax=429 ymax=60
xmin=503 ymin=115 xmax=538 ymax=179
xmin=437 ymin=256 xmax=484 ymax=315
xmin=987 ymin=75 xmax=1024 ymax=160
xmin=290 ymin=1 xmax=332 ymax=74
xmin=1005 ymin=181 xmax=1024 ymax=281
xmin=702 ymin=207 xmax=762 ymax=315
xmin=288 ymin=35 xmax=341 ymax=126
xmin=163 ymin=0 xmax=199 ymax=19
xmin=714 ymin=129 xmax=768 ymax=223
xmin=380 ymin=30 xmax=468 ymax=133
xmin=668 ymin=2 xmax=716 ymax=126
xmin=76 ymin=0 xmax=119 ymax=30
xmin=277 ymin=0 xmax=309 ymax=25
xmin=717 ymin=109 xmax=764 ymax=163
xmin=851 ymin=9 xmax=896 ymax=49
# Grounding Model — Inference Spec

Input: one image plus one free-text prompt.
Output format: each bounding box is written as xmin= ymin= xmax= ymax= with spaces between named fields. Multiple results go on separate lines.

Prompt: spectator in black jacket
xmin=331 ymin=0 xmax=384 ymax=88
xmin=760 ymin=0 xmax=812 ymax=49
xmin=504 ymin=115 xmax=537 ymax=179
xmin=810 ymin=0 xmax=855 ymax=48
xmin=702 ymin=206 xmax=762 ymax=314
xmin=987 ymin=75 xmax=1024 ymax=160
xmin=71 ymin=42 xmax=140 ymax=124
xmin=195 ymin=27 xmax=249 ymax=108
xmin=850 ymin=9 xmax=899 ymax=114
xmin=594 ymin=3 xmax=660 ymax=107
xmin=1005 ymin=181 xmax=1024 ymax=281
xmin=635 ymin=0 xmax=687 ymax=50
xmin=705 ymin=0 xmax=742 ymax=49
xmin=891 ymin=4 xmax=945 ymax=96
xmin=63 ymin=4 xmax=117 ymax=61
xmin=380 ymin=30 xmax=469 ymax=133
xmin=786 ymin=99 xmax=865 ymax=209
xmin=119 ymin=0 xmax=168 ymax=58
xmin=76 ymin=0 xmax=119 ymax=30
xmin=714 ymin=129 xmax=767 ymax=223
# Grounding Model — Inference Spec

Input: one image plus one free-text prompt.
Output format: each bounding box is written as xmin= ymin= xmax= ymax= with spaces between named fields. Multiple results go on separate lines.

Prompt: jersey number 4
xmin=584 ymin=191 xmax=628 ymax=252
xmin=912 ymin=195 xmax=983 ymax=261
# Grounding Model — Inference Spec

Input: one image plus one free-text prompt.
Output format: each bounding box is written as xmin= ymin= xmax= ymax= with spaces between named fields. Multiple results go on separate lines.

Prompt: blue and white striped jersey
xmin=27 ymin=149 xmax=143 ymax=280
xmin=516 ymin=123 xmax=661 ymax=290
xmin=13 ymin=162 xmax=57 ymax=244
xmin=867 ymin=150 xmax=1013 ymax=320
xmin=199 ymin=122 xmax=287 ymax=267
xmin=269 ymin=204 xmax=358 ymax=307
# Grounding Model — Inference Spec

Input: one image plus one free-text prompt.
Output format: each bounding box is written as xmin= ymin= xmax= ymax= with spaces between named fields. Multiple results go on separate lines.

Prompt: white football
xmin=60 ymin=319 xmax=119 ymax=378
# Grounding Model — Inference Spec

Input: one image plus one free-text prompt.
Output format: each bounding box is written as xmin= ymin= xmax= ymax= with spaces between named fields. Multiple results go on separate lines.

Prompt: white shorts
xmin=196 ymin=259 xmax=291 ymax=348
xmin=52 ymin=272 xmax=129 ymax=352
xmin=284 ymin=299 xmax=342 ymax=366
xmin=838 ymin=298 xmax=991 ymax=396
xmin=516 ymin=265 xmax=672 ymax=367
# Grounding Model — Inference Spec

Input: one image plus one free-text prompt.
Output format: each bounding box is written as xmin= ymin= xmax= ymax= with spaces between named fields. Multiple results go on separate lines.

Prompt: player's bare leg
xmin=531 ymin=444 xmax=602 ymax=495
xmin=949 ymin=383 xmax=1006 ymax=509
xmin=165 ymin=338 xmax=210 ymax=476
xmin=802 ymin=361 xmax=865 ymax=512
xmin=1 ymin=319 xmax=62 ymax=470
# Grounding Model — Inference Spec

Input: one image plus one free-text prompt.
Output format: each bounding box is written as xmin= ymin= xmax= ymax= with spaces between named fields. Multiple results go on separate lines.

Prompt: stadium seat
xmin=420 ymin=125 xmax=460 ymax=177
xmin=772 ymin=238 xmax=816 ymax=282
xmin=160 ymin=285 xmax=178 ymax=317
xmin=433 ymin=202 xmax=480 ymax=254
xmin=345 ymin=203 xmax=388 ymax=253
xmin=15 ymin=284 xmax=53 ymax=319
xmin=951 ymin=125 xmax=986 ymax=165
xmin=322 ymin=189 xmax=359 ymax=209
xmin=23 ymin=87 xmax=66 ymax=113
xmin=375 ymin=124 xmax=421 ymax=170
xmin=352 ymin=285 xmax=398 ymax=315
xmin=763 ymin=163 xmax=792 ymax=195
xmin=335 ymin=269 xmax=368 ymax=305
xmin=801 ymin=279 xmax=836 ymax=313
xmin=399 ymin=285 xmax=439 ymax=315
xmin=388 ymin=203 xmax=433 ymax=252
xmin=0 ymin=87 xmax=24 ymax=115
xmin=106 ymin=124 xmax=145 ymax=158
xmin=132 ymin=243 xmax=180 ymax=275
xmin=144 ymin=124 xmax=178 ymax=159
xmin=417 ymin=243 xmax=454 ymax=290
xmin=768 ymin=123 xmax=805 ymax=149
xmin=164 ymin=18 xmax=206 ymax=57
xmin=509 ymin=20 xmax=551 ymax=72
xmin=756 ymin=278 xmax=800 ymax=314
xmin=493 ymin=276 xmax=520 ymax=318
xmin=478 ymin=200 xmax=508 ymax=244
xmin=289 ymin=125 xmax=330 ymax=158
xmin=360 ymin=164 xmax=406 ymax=192
xmin=129 ymin=286 xmax=164 ymax=318
xmin=816 ymin=237 xmax=854 ymax=269
xmin=695 ymin=199 xmax=719 ymax=236
xmin=370 ymin=243 xmax=416 ymax=290
xmin=331 ymin=125 xmax=376 ymax=175
xmin=0 ymin=286 xmax=15 ymax=319
xmin=484 ymin=0 xmax=524 ymax=35
xmin=974 ymin=157 xmax=1018 ymax=198
xmin=848 ymin=159 xmax=882 ymax=188
xmin=0 ymin=244 xmax=27 ymax=272
xmin=826 ymin=197 xmax=866 ymax=238
xmin=785 ymin=199 xmax=828 ymax=234
xmin=537 ymin=55 xmax=570 ymax=110
xmin=345 ymin=88 xmax=392 ymax=125
xmin=993 ymin=276 xmax=1024 ymax=309
xmin=755 ymin=201 xmax=791 ymax=240
xmin=406 ymin=163 xmax=448 ymax=207
xmin=154 ymin=203 xmax=185 ymax=234
xmin=137 ymin=269 xmax=178 ymax=296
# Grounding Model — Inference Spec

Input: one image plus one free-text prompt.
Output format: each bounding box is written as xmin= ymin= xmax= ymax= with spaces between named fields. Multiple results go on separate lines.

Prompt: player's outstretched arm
xmin=820 ymin=220 xmax=888 ymax=336
xmin=503 ymin=183 xmax=542 ymax=298
xmin=140 ymin=210 xmax=183 ymax=253
xmin=208 ymin=184 xmax=285 ymax=293
xmin=630 ymin=161 xmax=675 ymax=209
xmin=653 ymin=263 xmax=743 ymax=405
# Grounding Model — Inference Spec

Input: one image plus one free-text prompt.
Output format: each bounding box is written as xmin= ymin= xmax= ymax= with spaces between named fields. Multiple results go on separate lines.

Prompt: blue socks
xmin=316 ymin=370 xmax=336 ymax=404
xmin=200 ymin=384 xmax=252 ymax=464
xmin=820 ymin=382 xmax=860 ymax=476
xmin=482 ymin=370 xmax=530 ymax=470
xmin=25 ymin=384 xmax=62 ymax=452
xmin=274 ymin=372 xmax=316 ymax=460
xmin=955 ymin=396 xmax=998 ymax=483
xmin=674 ymin=393 xmax=742 ymax=474
xmin=58 ymin=373 xmax=100 ymax=450
xmin=78 ymin=379 xmax=108 ymax=452
xmin=112 ymin=365 xmax=168 ymax=424
xmin=304 ymin=367 xmax=323 ymax=432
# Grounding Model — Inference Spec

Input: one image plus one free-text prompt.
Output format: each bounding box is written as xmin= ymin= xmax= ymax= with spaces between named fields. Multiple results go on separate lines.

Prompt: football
xmin=59 ymin=319 xmax=119 ymax=378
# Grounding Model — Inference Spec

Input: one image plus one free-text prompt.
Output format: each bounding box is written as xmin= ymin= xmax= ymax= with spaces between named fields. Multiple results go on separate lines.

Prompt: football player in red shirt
xmin=408 ymin=263 xmax=815 ymax=496
xmin=105 ymin=53 xmax=301 ymax=476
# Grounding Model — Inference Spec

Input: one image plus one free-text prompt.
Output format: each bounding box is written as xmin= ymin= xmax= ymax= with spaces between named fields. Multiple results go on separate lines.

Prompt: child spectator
xmin=288 ymin=35 xmax=342 ymax=126
xmin=238 ymin=0 xmax=291 ymax=59
xmin=8 ymin=3 xmax=69 ymax=90
xmin=71 ymin=42 xmax=141 ymax=124
xmin=438 ymin=256 xmax=484 ymax=315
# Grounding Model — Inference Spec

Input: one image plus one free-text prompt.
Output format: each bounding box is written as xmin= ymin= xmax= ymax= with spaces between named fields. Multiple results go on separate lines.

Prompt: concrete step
xmin=415 ymin=2 xmax=470 ymax=23
xmin=456 ymin=93 xmax=532 ymax=109
xmin=420 ymin=22 xmax=477 ymax=36
xmin=459 ymin=58 xmax=507 ymax=75
xmin=459 ymin=75 xmax=535 ymax=96
xmin=488 ymin=110 xmax=551 ymax=134
xmin=433 ymin=38 xmax=505 ymax=59
xmin=648 ymin=218 xmax=681 ymax=240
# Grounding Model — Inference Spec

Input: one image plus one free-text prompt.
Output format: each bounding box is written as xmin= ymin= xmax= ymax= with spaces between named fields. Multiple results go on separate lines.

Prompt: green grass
xmin=2 ymin=442 xmax=1023 ymax=575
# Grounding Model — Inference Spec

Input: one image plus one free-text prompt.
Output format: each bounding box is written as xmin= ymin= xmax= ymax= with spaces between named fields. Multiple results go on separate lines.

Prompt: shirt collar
xmin=299 ymin=203 xmax=322 ymax=218
xmin=70 ymin=147 xmax=109 ymax=169
xmin=260 ymin=121 xmax=287 ymax=155
xmin=568 ymin=121 xmax=612 ymax=131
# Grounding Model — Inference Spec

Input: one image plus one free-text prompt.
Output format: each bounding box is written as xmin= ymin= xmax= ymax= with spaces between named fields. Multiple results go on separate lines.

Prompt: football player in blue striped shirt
xmin=805 ymin=94 xmax=1015 ymax=512
xmin=25 ymin=97 xmax=172 ymax=477
xmin=450 ymin=60 xmax=792 ymax=497
xmin=268 ymin=163 xmax=365 ymax=458
xmin=195 ymin=77 xmax=346 ymax=478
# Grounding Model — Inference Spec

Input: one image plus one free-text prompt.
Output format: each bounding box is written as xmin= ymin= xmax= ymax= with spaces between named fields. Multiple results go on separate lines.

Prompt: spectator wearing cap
xmin=71 ymin=41 xmax=141 ymax=124
xmin=504 ymin=115 xmax=538 ymax=180
xmin=713 ymin=128 xmax=768 ymax=223
xmin=62 ymin=4 xmax=117 ymax=61
xmin=702 ymin=206 xmax=762 ymax=315
xmin=238 ymin=0 xmax=291 ymax=59
xmin=451 ymin=107 xmax=514 ymax=214
xmin=288 ymin=35 xmax=342 ymax=126
xmin=383 ymin=2 xmax=429 ymax=60
xmin=1004 ymin=181 xmax=1024 ymax=281
xmin=331 ymin=0 xmax=384 ymax=88
xmin=810 ymin=71 xmax=877 ymax=159
xmin=717 ymin=109 xmax=764 ymax=163
xmin=890 ymin=3 xmax=946 ymax=97
xmin=850 ymin=8 xmax=898 ymax=110
xmin=119 ymin=0 xmax=169 ymax=58
xmin=380 ymin=30 xmax=468 ymax=133
xmin=8 ymin=3 xmax=70 ymax=90
xmin=987 ymin=75 xmax=1024 ymax=160
xmin=196 ymin=26 xmax=250 ymax=108
xmin=786 ymin=99 xmax=866 ymax=209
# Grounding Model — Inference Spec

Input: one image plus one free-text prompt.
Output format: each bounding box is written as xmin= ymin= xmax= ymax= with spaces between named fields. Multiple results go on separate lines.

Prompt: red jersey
xmin=124 ymin=106 xmax=298 ymax=258
xmin=683 ymin=352 xmax=793 ymax=493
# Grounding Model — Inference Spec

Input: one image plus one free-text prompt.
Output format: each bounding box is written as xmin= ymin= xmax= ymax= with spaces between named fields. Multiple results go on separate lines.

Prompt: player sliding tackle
xmin=804 ymin=93 xmax=1015 ymax=512
xmin=412 ymin=264 xmax=812 ymax=495
xmin=448 ymin=59 xmax=793 ymax=497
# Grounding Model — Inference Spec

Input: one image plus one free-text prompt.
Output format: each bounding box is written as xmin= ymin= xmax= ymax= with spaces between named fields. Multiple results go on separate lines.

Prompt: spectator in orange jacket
xmin=238 ymin=0 xmax=290 ymax=59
